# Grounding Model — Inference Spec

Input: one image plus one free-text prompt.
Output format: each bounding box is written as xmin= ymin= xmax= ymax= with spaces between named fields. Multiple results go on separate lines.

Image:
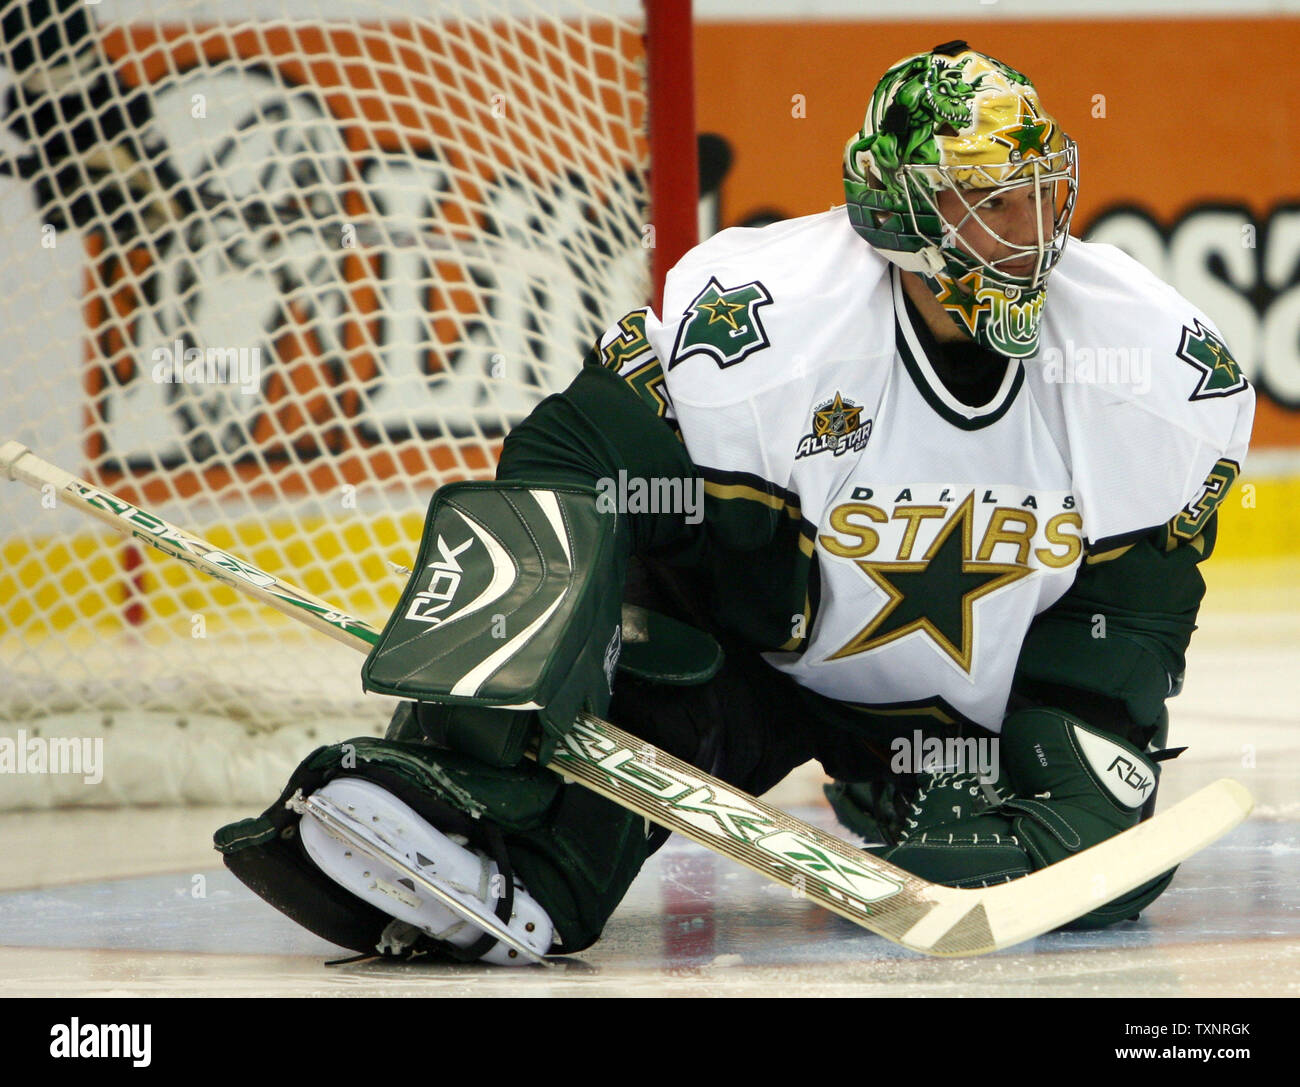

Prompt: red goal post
xmin=647 ymin=0 xmax=698 ymax=314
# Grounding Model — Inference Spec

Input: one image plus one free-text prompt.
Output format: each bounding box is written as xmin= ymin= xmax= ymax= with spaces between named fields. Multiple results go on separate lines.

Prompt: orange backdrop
xmin=694 ymin=17 xmax=1300 ymax=447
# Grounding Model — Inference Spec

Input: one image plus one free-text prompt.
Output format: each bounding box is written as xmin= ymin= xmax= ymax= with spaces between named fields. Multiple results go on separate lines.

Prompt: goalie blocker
xmin=361 ymin=482 xmax=630 ymax=767
xmin=359 ymin=481 xmax=720 ymax=763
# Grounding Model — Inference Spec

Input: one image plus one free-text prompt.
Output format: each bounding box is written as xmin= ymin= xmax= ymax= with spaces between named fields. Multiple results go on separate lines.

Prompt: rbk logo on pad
xmin=1107 ymin=755 xmax=1154 ymax=798
xmin=670 ymin=277 xmax=773 ymax=369
xmin=1073 ymin=726 xmax=1153 ymax=809
xmin=405 ymin=535 xmax=474 ymax=625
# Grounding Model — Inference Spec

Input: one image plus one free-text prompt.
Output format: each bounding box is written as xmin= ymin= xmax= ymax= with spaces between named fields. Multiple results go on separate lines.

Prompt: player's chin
xmin=997 ymin=255 xmax=1038 ymax=277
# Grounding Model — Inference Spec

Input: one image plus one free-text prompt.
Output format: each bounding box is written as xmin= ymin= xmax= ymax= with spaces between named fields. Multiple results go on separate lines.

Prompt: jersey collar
xmin=891 ymin=267 xmax=1024 ymax=431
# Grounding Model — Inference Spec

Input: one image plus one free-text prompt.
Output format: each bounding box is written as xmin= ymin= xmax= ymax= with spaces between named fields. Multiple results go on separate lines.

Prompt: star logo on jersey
xmin=1176 ymin=320 xmax=1247 ymax=400
xmin=827 ymin=493 xmax=1030 ymax=672
xmin=670 ymin=277 xmax=773 ymax=369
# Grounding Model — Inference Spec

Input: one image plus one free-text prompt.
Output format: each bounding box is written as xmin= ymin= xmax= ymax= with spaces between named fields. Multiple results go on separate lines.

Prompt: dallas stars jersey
xmin=583 ymin=209 xmax=1253 ymax=733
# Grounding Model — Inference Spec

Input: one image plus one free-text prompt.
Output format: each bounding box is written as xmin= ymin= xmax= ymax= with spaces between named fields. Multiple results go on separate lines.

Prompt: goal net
xmin=0 ymin=0 xmax=694 ymax=805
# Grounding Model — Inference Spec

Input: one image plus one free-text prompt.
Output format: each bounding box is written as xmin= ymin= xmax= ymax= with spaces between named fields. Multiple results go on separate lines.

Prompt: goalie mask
xmin=843 ymin=41 xmax=1078 ymax=358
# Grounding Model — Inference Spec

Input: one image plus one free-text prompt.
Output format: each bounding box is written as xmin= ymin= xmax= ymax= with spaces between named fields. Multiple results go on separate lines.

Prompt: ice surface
xmin=1 ymin=560 xmax=1296 ymax=996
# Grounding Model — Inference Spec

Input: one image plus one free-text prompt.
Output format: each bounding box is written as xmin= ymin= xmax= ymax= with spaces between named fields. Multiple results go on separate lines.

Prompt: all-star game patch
xmin=670 ymin=277 xmax=773 ymax=369
xmin=796 ymin=392 xmax=872 ymax=459
xmin=1177 ymin=319 xmax=1248 ymax=400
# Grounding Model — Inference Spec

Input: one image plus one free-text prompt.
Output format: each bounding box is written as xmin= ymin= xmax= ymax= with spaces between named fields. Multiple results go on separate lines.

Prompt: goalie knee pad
xmin=299 ymin=777 xmax=552 ymax=965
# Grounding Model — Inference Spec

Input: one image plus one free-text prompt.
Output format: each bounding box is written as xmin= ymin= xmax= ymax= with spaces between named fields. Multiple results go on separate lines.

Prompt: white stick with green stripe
xmin=2 ymin=439 xmax=1254 ymax=958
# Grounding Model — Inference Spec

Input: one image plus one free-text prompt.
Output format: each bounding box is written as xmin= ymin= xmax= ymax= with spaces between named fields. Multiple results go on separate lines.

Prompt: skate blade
xmin=292 ymin=789 xmax=550 ymax=966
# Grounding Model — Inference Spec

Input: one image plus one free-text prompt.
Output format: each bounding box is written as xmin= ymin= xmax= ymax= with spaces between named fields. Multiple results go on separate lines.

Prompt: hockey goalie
xmin=215 ymin=42 xmax=1254 ymax=963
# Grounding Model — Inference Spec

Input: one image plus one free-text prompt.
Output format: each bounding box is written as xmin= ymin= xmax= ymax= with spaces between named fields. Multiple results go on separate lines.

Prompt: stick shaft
xmin=2 ymin=441 xmax=378 ymax=651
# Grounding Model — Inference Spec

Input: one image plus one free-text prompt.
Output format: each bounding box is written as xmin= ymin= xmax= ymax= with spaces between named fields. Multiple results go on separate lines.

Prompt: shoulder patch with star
xmin=1177 ymin=319 xmax=1248 ymax=400
xmin=669 ymin=277 xmax=773 ymax=370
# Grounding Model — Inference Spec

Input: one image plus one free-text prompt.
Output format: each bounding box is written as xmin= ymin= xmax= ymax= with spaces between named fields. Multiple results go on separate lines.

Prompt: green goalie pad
xmin=362 ymin=482 xmax=628 ymax=764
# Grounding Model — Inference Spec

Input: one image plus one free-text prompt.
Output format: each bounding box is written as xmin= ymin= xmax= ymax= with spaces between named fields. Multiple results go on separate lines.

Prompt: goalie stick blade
xmin=901 ymin=778 xmax=1254 ymax=957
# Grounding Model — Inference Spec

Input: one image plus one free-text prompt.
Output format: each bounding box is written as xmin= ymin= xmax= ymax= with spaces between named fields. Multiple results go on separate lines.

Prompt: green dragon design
xmin=851 ymin=53 xmax=1032 ymax=196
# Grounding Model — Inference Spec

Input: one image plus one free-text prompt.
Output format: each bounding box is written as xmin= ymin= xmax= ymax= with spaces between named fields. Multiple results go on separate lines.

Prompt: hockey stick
xmin=1 ymin=439 xmax=1254 ymax=957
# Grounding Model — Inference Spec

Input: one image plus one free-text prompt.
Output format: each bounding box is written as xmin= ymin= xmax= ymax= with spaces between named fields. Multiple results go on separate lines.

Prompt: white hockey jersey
xmin=598 ymin=210 xmax=1254 ymax=731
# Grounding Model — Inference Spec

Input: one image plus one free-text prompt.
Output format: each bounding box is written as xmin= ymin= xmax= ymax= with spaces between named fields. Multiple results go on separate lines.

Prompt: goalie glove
xmin=870 ymin=708 xmax=1178 ymax=928
xmin=362 ymin=482 xmax=628 ymax=766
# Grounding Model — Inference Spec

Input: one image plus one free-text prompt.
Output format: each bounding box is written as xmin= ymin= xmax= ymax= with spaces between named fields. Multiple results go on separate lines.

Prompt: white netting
xmin=0 ymin=0 xmax=656 ymax=802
